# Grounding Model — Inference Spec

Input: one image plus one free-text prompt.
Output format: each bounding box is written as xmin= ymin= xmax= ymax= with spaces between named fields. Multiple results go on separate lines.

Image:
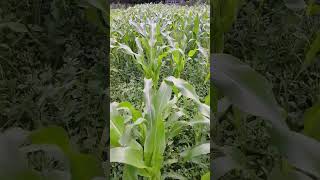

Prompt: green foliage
xmin=307 ymin=0 xmax=320 ymax=15
xmin=111 ymin=4 xmax=209 ymax=86
xmin=110 ymin=77 xmax=209 ymax=179
xmin=110 ymin=4 xmax=210 ymax=179
xmin=212 ymin=0 xmax=242 ymax=53
xmin=212 ymin=0 xmax=320 ymax=179
xmin=303 ymin=101 xmax=320 ymax=140
xmin=213 ymin=53 xmax=320 ymax=178
xmin=30 ymin=126 xmax=104 ymax=180
xmin=0 ymin=127 xmax=104 ymax=180
xmin=0 ymin=0 xmax=108 ymax=178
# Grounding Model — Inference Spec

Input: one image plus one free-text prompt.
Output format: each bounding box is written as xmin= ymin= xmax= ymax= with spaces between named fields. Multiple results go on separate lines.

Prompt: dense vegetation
xmin=212 ymin=0 xmax=320 ymax=179
xmin=110 ymin=4 xmax=210 ymax=179
xmin=110 ymin=0 xmax=208 ymax=5
xmin=0 ymin=0 xmax=108 ymax=179
xmin=1 ymin=0 xmax=319 ymax=179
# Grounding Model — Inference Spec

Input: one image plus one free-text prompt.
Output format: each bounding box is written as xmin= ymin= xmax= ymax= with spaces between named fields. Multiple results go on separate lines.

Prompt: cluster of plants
xmin=110 ymin=4 xmax=210 ymax=179
xmin=1 ymin=0 xmax=319 ymax=179
xmin=212 ymin=0 xmax=320 ymax=179
xmin=0 ymin=0 xmax=108 ymax=179
xmin=110 ymin=0 xmax=208 ymax=6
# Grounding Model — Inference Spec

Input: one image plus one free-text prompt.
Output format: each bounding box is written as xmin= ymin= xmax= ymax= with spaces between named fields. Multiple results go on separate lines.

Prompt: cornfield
xmin=110 ymin=4 xmax=210 ymax=179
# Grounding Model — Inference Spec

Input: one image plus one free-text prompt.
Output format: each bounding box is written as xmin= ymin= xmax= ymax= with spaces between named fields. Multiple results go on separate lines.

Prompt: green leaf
xmin=29 ymin=126 xmax=71 ymax=153
xmin=180 ymin=143 xmax=209 ymax=161
xmin=307 ymin=0 xmax=320 ymax=15
xmin=212 ymin=53 xmax=286 ymax=129
xmin=123 ymin=165 xmax=139 ymax=180
xmin=193 ymin=14 xmax=200 ymax=35
xmin=188 ymin=49 xmax=198 ymax=57
xmin=29 ymin=127 xmax=104 ymax=180
xmin=221 ymin=0 xmax=241 ymax=32
xmin=303 ymin=101 xmax=320 ymax=140
xmin=118 ymin=102 xmax=142 ymax=122
xmin=201 ymin=172 xmax=210 ymax=180
xmin=110 ymin=147 xmax=148 ymax=169
xmin=129 ymin=20 xmax=147 ymax=37
xmin=270 ymin=127 xmax=320 ymax=178
xmin=118 ymin=43 xmax=139 ymax=57
xmin=165 ymin=76 xmax=200 ymax=104
xmin=204 ymin=93 xmax=210 ymax=105
xmin=110 ymin=102 xmax=125 ymax=147
xmin=154 ymin=80 xmax=172 ymax=114
xmin=68 ymin=152 xmax=104 ymax=180
xmin=213 ymin=53 xmax=320 ymax=178
xmin=84 ymin=7 xmax=105 ymax=32
xmin=119 ymin=119 xmax=145 ymax=149
xmin=212 ymin=0 xmax=241 ymax=53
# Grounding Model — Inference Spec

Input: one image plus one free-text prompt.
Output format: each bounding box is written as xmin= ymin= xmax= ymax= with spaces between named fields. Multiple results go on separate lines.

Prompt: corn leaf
xmin=29 ymin=126 xmax=104 ymax=180
xmin=212 ymin=53 xmax=286 ymax=129
xmin=165 ymin=76 xmax=200 ymax=103
xmin=110 ymin=147 xmax=148 ymax=169
xmin=123 ymin=165 xmax=139 ymax=180
xmin=270 ymin=128 xmax=320 ymax=178
xmin=303 ymin=101 xmax=320 ymax=140
xmin=201 ymin=172 xmax=210 ymax=180
xmin=213 ymin=53 xmax=320 ymax=178
xmin=110 ymin=102 xmax=125 ymax=147
xmin=180 ymin=143 xmax=209 ymax=161
xmin=307 ymin=0 xmax=320 ymax=15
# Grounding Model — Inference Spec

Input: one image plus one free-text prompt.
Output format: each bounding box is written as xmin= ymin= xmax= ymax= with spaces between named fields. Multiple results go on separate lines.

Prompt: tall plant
xmin=110 ymin=77 xmax=210 ymax=179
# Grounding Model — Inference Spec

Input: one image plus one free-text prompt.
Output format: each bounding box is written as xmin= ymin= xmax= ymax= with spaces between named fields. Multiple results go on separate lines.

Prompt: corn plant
xmin=110 ymin=4 xmax=209 ymax=85
xmin=113 ymin=19 xmax=169 ymax=87
xmin=110 ymin=77 xmax=209 ymax=179
xmin=212 ymin=0 xmax=242 ymax=53
xmin=111 ymin=4 xmax=210 ymax=179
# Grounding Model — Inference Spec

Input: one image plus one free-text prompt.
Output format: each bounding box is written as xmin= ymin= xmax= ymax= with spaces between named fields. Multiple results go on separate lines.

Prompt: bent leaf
xmin=110 ymin=147 xmax=148 ymax=169
xmin=180 ymin=143 xmax=209 ymax=161
xmin=212 ymin=53 xmax=287 ymax=129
